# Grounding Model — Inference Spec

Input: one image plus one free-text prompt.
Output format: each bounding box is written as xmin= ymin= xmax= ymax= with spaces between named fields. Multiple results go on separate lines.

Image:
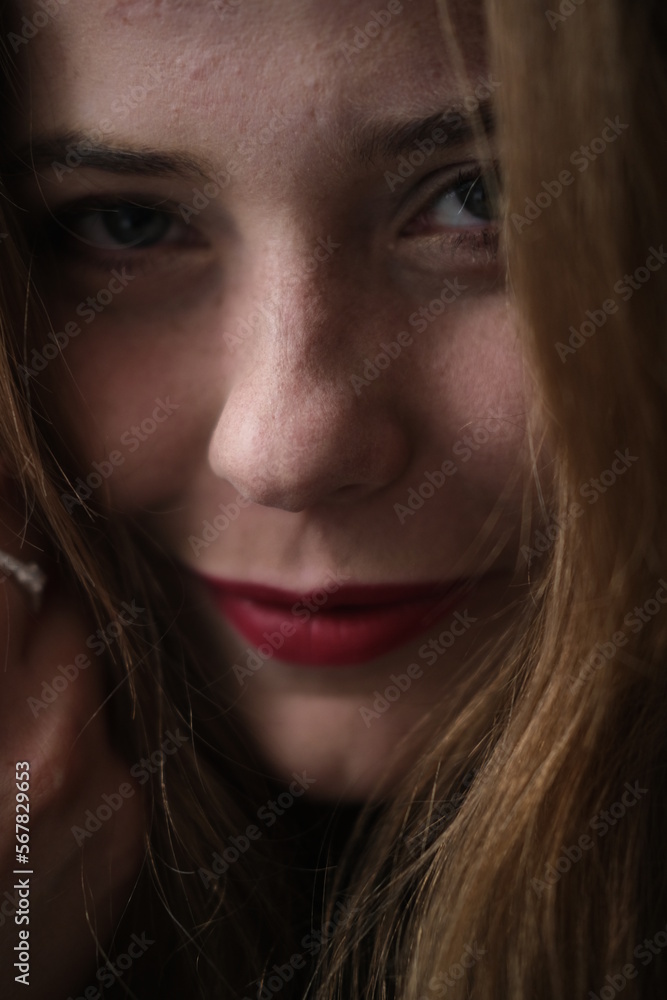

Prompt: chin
xmin=236 ymin=690 xmax=427 ymax=802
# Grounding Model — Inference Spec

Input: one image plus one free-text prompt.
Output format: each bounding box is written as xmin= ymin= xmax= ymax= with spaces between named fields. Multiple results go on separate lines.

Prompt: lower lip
xmin=197 ymin=578 xmax=476 ymax=667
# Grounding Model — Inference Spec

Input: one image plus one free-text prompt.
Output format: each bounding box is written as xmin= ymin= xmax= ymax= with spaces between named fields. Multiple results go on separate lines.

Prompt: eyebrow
xmin=6 ymin=101 xmax=495 ymax=181
xmin=350 ymin=100 xmax=495 ymax=165
xmin=7 ymin=133 xmax=216 ymax=181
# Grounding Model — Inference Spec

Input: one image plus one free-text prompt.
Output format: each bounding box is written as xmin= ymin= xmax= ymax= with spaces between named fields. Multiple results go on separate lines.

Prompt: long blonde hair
xmin=2 ymin=0 xmax=667 ymax=997
xmin=312 ymin=1 xmax=667 ymax=997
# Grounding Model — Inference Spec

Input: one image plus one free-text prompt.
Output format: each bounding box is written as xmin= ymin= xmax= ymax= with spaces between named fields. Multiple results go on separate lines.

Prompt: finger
xmin=2 ymin=589 xmax=105 ymax=814
xmin=0 ymin=495 xmax=50 ymax=666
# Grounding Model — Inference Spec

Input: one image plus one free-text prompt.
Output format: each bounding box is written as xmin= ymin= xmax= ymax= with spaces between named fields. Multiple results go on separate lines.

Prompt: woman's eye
xmin=54 ymin=201 xmax=190 ymax=253
xmin=438 ymin=174 xmax=493 ymax=226
xmin=403 ymin=169 xmax=499 ymax=237
xmin=83 ymin=204 xmax=172 ymax=249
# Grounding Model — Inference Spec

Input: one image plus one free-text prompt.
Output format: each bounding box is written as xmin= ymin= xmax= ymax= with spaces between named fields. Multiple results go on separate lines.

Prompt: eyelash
xmin=38 ymin=163 xmax=500 ymax=270
xmin=39 ymin=196 xmax=197 ymax=273
xmin=399 ymin=164 xmax=500 ymax=248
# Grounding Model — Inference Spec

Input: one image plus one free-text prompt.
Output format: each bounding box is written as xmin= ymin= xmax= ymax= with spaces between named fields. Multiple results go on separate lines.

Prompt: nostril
xmin=209 ymin=364 xmax=413 ymax=512
xmin=329 ymin=483 xmax=369 ymax=501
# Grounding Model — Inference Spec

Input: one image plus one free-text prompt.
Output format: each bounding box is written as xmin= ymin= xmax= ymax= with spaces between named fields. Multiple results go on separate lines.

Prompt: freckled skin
xmin=10 ymin=0 xmax=533 ymax=800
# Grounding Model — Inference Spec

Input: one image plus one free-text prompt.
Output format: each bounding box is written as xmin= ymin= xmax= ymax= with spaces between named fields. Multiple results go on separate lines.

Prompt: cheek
xmin=418 ymin=296 xmax=528 ymax=487
xmin=40 ymin=306 xmax=229 ymax=511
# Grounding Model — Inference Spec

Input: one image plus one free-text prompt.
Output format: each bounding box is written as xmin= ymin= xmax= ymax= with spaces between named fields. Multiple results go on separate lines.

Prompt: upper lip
xmin=194 ymin=574 xmax=475 ymax=609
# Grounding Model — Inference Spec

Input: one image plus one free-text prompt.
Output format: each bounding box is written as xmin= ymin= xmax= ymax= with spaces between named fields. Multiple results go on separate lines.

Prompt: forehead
xmin=9 ymin=0 xmax=487 ymax=153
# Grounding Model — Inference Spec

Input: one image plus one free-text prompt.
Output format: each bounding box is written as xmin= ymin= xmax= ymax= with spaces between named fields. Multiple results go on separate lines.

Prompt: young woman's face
xmin=11 ymin=0 xmax=529 ymax=800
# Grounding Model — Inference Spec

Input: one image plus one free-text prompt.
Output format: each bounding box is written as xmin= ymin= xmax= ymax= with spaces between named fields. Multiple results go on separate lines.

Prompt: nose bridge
xmin=234 ymin=256 xmax=355 ymax=401
xmin=209 ymin=261 xmax=411 ymax=511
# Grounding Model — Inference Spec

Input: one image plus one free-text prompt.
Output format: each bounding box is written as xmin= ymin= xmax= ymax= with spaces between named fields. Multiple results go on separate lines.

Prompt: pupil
xmin=103 ymin=205 xmax=169 ymax=247
xmin=457 ymin=177 xmax=491 ymax=221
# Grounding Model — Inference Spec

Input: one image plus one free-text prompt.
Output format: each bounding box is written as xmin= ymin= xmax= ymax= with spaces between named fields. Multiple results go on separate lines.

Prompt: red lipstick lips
xmin=195 ymin=571 xmax=474 ymax=667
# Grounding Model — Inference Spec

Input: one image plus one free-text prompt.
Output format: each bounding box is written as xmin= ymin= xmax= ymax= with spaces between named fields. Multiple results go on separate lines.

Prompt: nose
xmin=209 ymin=275 xmax=412 ymax=512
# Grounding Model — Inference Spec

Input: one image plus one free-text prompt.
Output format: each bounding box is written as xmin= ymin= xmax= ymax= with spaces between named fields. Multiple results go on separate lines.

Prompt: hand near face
xmin=0 ymin=502 xmax=145 ymax=999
